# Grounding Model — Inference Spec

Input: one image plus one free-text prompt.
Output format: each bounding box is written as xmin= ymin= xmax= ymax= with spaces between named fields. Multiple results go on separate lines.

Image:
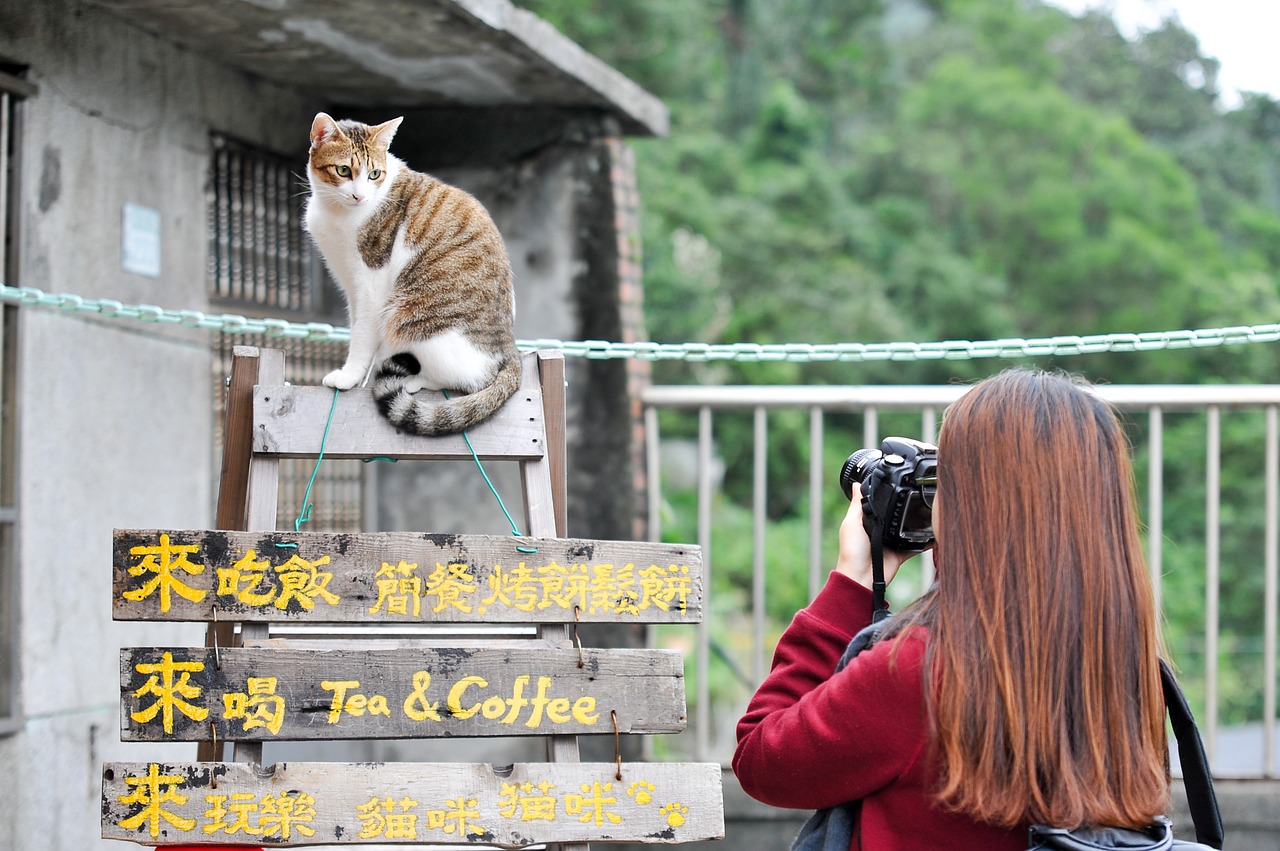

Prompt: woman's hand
xmin=834 ymin=495 xmax=920 ymax=590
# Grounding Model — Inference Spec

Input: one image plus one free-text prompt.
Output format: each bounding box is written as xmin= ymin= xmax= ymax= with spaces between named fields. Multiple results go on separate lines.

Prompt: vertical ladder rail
xmin=526 ymin=352 xmax=588 ymax=851
xmin=199 ymin=345 xmax=284 ymax=763
xmin=232 ymin=348 xmax=285 ymax=767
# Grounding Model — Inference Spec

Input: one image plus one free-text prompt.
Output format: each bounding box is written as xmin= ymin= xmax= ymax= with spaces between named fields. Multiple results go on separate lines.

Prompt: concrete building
xmin=0 ymin=1 xmax=665 ymax=847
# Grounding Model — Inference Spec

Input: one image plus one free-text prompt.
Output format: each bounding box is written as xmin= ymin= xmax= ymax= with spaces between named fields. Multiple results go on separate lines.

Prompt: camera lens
xmin=838 ymin=448 xmax=881 ymax=500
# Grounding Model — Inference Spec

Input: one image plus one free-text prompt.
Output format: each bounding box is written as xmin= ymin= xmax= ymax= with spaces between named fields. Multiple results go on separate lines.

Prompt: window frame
xmin=0 ymin=67 xmax=34 ymax=737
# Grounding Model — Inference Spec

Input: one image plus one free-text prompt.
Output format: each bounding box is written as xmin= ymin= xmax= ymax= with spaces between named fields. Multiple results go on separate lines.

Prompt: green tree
xmin=519 ymin=0 xmax=1280 ymax=733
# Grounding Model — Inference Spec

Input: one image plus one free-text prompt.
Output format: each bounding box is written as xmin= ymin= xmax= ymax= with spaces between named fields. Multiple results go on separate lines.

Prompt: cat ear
xmin=310 ymin=113 xmax=340 ymax=149
xmin=371 ymin=116 xmax=404 ymax=150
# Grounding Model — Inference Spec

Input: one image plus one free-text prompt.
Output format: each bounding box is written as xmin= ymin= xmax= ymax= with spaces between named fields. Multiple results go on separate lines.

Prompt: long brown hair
xmin=901 ymin=368 xmax=1168 ymax=828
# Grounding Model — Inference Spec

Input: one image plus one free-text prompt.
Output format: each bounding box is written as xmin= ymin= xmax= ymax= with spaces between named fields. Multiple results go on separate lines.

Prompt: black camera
xmin=839 ymin=436 xmax=938 ymax=552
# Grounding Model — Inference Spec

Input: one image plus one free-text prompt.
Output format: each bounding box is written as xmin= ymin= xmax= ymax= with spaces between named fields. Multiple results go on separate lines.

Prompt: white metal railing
xmin=642 ymin=383 xmax=1280 ymax=778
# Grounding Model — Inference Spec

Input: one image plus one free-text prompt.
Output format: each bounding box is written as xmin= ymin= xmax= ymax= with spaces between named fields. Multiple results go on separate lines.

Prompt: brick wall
xmin=603 ymin=135 xmax=653 ymax=541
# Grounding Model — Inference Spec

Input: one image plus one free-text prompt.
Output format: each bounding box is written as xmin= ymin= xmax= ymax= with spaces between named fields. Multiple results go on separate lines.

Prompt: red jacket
xmin=733 ymin=571 xmax=1025 ymax=851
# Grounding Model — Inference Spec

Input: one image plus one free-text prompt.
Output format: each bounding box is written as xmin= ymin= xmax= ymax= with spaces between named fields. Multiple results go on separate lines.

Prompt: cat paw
xmin=323 ymin=367 xmax=364 ymax=390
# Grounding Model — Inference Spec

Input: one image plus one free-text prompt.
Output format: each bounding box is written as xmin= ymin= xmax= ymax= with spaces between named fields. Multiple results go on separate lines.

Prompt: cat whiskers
xmin=290 ymin=171 xmax=316 ymax=201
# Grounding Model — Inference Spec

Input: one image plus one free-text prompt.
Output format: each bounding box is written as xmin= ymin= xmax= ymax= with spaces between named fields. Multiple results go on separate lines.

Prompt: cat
xmin=304 ymin=112 xmax=521 ymax=436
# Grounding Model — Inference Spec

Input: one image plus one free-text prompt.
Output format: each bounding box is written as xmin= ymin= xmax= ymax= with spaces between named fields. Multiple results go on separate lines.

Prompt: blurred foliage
xmin=519 ymin=0 xmax=1280 ymax=737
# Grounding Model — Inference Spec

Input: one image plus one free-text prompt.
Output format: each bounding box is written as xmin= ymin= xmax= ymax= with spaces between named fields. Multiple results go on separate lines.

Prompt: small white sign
xmin=121 ymin=203 xmax=161 ymax=278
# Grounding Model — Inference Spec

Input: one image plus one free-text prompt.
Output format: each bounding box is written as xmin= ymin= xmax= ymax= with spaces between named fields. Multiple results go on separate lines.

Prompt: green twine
xmin=445 ymin=390 xmax=539 ymax=554
xmin=288 ymin=387 xmax=537 ymax=555
xmin=290 ymin=386 xmax=341 ymax=537
xmin=458 ymin=427 xmax=539 ymax=553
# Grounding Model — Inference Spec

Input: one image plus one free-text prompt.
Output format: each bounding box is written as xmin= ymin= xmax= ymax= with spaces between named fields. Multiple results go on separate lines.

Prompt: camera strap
xmin=868 ymin=517 xmax=892 ymax=624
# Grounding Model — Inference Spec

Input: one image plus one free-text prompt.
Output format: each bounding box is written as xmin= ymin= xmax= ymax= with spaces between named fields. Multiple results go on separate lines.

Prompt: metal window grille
xmin=207 ymin=135 xmax=365 ymax=533
xmin=207 ymin=134 xmax=314 ymax=313
xmin=212 ymin=334 xmax=367 ymax=533
xmin=0 ymin=69 xmax=32 ymax=735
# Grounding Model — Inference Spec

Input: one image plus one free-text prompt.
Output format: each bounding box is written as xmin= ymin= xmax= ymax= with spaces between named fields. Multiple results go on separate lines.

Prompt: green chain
xmin=3 ymin=283 xmax=1278 ymax=363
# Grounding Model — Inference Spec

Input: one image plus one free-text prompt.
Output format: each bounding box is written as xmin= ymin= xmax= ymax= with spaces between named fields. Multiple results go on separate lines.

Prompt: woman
xmin=733 ymin=368 xmax=1171 ymax=850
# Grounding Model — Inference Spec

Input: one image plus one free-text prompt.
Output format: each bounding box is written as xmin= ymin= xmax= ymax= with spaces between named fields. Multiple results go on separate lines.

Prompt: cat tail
xmin=371 ymin=352 xmax=523 ymax=436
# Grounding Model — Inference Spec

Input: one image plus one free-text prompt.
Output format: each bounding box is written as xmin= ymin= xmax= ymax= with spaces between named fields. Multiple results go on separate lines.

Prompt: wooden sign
xmin=113 ymin=529 xmax=703 ymax=623
xmin=102 ymin=760 xmax=725 ymax=846
xmin=120 ymin=646 xmax=685 ymax=741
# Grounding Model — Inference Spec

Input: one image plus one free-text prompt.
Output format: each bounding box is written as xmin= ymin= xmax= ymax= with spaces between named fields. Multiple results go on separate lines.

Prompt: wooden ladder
xmin=213 ymin=345 xmax=583 ymax=850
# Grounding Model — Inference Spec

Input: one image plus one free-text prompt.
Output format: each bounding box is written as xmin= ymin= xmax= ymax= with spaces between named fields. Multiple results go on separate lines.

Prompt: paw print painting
xmin=627 ymin=780 xmax=656 ymax=805
xmin=660 ymin=802 xmax=689 ymax=828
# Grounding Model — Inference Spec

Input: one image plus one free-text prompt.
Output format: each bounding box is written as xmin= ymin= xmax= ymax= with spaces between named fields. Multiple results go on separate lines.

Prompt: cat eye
xmin=369 ymin=169 xmax=383 ymax=180
xmin=334 ymin=164 xmax=352 ymax=177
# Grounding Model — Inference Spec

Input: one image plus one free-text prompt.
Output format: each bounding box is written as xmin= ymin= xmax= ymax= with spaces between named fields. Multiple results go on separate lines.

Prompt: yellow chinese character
xmin=424 ymin=562 xmax=478 ymax=614
xmin=498 ymin=780 xmax=558 ymax=822
xmin=539 ymin=561 xmax=590 ymax=611
xmin=274 ymin=554 xmax=339 ymax=610
xmin=565 ymin=781 xmax=623 ymax=827
xmin=639 ymin=565 xmax=692 ymax=613
xmin=440 ymin=794 xmax=486 ymax=837
xmin=203 ymin=792 xmax=262 ymax=835
xmin=481 ymin=562 xmax=540 ymax=611
xmin=216 ymin=551 xmax=340 ymax=610
xmin=222 ymin=676 xmax=285 ymax=735
xmin=217 ymin=550 xmax=276 ymax=607
xmin=131 ymin=652 xmax=208 ymax=734
xmin=356 ymin=796 xmax=419 ymax=839
xmin=123 ymin=534 xmax=207 ymax=613
xmin=258 ymin=791 xmax=318 ymax=840
xmin=117 ymin=763 xmax=196 ymax=838
xmin=369 ymin=561 xmax=423 ymax=617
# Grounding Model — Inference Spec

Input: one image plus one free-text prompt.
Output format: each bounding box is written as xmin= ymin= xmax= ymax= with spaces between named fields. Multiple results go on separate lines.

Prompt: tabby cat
xmin=304 ymin=112 xmax=521 ymax=435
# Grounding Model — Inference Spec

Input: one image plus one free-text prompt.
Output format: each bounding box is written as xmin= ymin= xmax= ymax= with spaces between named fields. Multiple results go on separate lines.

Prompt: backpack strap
xmin=1159 ymin=661 xmax=1223 ymax=849
xmin=837 ymin=619 xmax=888 ymax=672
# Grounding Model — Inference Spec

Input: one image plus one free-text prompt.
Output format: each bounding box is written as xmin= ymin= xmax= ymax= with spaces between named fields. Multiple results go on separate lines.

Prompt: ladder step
xmin=254 ymin=384 xmax=548 ymax=461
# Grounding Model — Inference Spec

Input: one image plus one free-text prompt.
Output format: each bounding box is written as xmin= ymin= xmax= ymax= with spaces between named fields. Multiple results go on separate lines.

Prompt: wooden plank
xmin=253 ymin=352 xmax=549 ymax=461
xmin=101 ymin=760 xmax=725 ymax=846
xmin=537 ymin=350 xmax=568 ymax=537
xmin=254 ymin=384 xmax=548 ymax=460
xmin=119 ymin=646 xmax=685 ymax=741
xmin=112 ymin=529 xmax=703 ymax=624
xmin=216 ymin=347 xmax=273 ymax=531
